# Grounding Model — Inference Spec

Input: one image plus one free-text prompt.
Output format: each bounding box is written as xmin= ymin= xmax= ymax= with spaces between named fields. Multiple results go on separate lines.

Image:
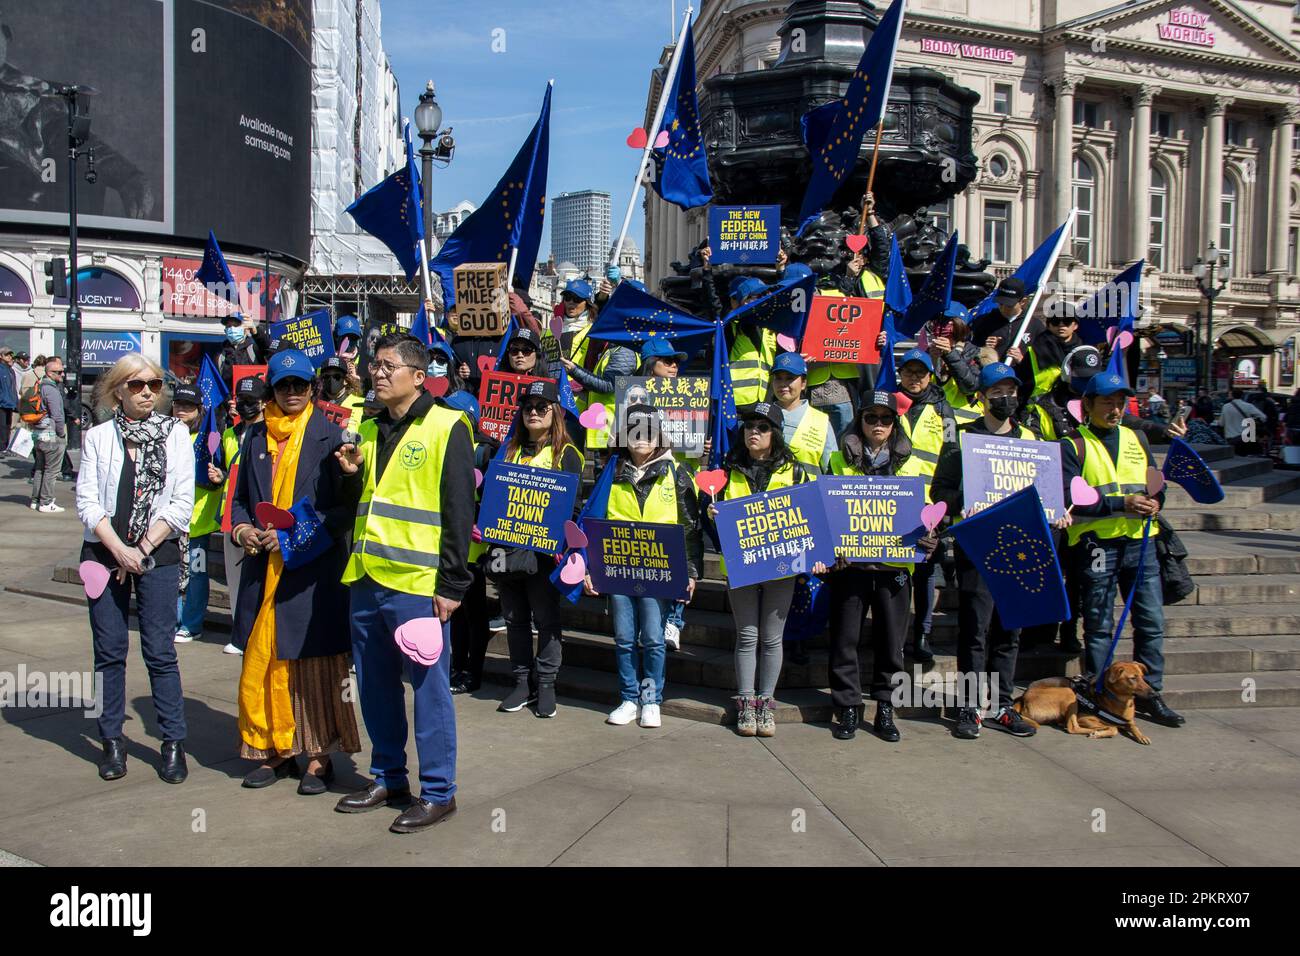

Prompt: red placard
xmin=220 ymin=462 xmax=240 ymax=535
xmin=477 ymin=370 xmax=550 ymax=443
xmin=230 ymin=364 xmax=267 ymax=425
xmin=160 ymin=256 xmax=284 ymax=323
xmin=802 ymin=296 xmax=884 ymax=365
xmin=315 ymin=400 xmax=351 ymax=428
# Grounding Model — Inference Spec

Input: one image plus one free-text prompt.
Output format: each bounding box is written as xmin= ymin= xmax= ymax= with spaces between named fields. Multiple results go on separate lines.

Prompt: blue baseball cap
xmin=563 ymin=278 xmax=594 ymax=302
xmin=783 ymin=262 xmax=813 ymax=281
xmin=334 ymin=315 xmax=361 ymax=339
xmin=899 ymin=348 xmax=933 ymax=373
xmin=440 ymin=390 xmax=480 ymax=426
xmin=1083 ymin=371 xmax=1135 ymax=397
xmin=641 ymin=338 xmax=687 ymax=363
xmin=623 ymin=279 xmax=647 ymax=293
xmin=941 ymin=302 xmax=971 ymax=323
xmin=772 ymin=352 xmax=807 ymax=377
xmin=268 ymin=349 xmax=315 ymax=386
xmin=729 ymin=276 xmax=767 ymax=302
xmin=978 ymin=362 xmax=1019 ymax=391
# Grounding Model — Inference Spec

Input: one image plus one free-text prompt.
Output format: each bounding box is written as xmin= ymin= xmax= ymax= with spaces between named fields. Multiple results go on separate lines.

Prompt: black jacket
xmin=612 ymin=453 xmax=704 ymax=579
xmin=218 ymin=328 xmax=270 ymax=389
xmin=930 ymin=416 xmax=1035 ymax=517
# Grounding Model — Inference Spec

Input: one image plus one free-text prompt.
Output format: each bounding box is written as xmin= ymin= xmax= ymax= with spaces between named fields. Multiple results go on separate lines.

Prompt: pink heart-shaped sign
xmin=579 ymin=405 xmax=607 ymax=430
xmin=1146 ymin=466 xmax=1165 ymax=497
xmin=471 ymin=524 xmax=482 ymax=543
xmin=845 ymin=234 xmax=868 ymax=254
xmin=626 ymin=127 xmax=648 ymax=149
xmin=394 ymin=617 xmax=443 ymax=666
xmin=474 ymin=468 xmax=483 ymax=489
xmin=894 ymin=391 xmax=913 ymax=415
xmin=1070 ymin=476 xmax=1101 ymax=507
xmin=1067 ymin=399 xmax=1084 ymax=423
xmin=79 ymin=560 xmax=111 ymax=600
xmin=1106 ymin=326 xmax=1118 ymax=346
xmin=653 ymin=129 xmax=670 ymax=148
xmin=549 ymin=315 xmax=564 ymax=337
xmin=695 ymin=468 xmax=727 ymax=497
xmin=564 ymin=520 xmax=588 ymax=550
xmin=920 ymin=501 xmax=947 ymax=532
xmin=1115 ymin=330 xmax=1134 ymax=350
xmin=424 ymin=376 xmax=450 ymax=398
xmin=559 ymin=551 xmax=587 ymax=585
xmin=255 ymin=502 xmax=295 ymax=531
xmin=477 ymin=355 xmax=496 ymax=377
xmin=206 ymin=431 xmax=221 ymax=455
xmin=776 ymin=334 xmax=797 ymax=352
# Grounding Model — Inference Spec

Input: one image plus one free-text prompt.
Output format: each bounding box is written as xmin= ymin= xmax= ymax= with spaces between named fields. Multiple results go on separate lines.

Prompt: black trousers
xmin=496 ymin=565 xmax=563 ymax=687
xmin=449 ymin=564 xmax=491 ymax=686
xmin=1022 ymin=527 xmax=1076 ymax=645
xmin=955 ymin=546 xmax=1020 ymax=710
xmin=0 ymin=409 xmax=11 ymax=450
xmin=828 ymin=566 xmax=912 ymax=707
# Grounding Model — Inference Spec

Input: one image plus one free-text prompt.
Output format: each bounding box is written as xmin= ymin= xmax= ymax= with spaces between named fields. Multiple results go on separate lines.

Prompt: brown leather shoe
xmin=389 ymin=797 xmax=457 ymax=834
xmin=333 ymin=781 xmax=412 ymax=814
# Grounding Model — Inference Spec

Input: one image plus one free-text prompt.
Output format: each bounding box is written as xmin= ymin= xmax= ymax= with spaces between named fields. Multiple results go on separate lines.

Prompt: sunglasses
xmin=862 ymin=414 xmax=896 ymax=426
xmin=273 ymin=378 xmax=311 ymax=394
xmin=507 ymin=344 xmax=537 ymax=356
xmin=1046 ymin=317 xmax=1076 ymax=326
xmin=125 ymin=378 xmax=164 ymax=395
xmin=743 ymin=420 xmax=773 ymax=433
xmin=522 ymin=401 xmax=553 ymax=415
xmin=561 ymin=294 xmax=582 ymax=304
xmin=658 ymin=356 xmax=681 ymax=365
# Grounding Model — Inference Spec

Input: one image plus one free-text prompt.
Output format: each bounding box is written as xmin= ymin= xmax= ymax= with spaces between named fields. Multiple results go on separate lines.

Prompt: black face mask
xmin=236 ymin=402 xmax=262 ymax=420
xmin=987 ymin=395 xmax=1018 ymax=422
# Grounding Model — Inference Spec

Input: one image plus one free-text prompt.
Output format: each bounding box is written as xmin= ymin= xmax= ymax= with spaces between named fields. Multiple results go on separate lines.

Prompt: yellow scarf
xmin=238 ymin=401 xmax=313 ymax=755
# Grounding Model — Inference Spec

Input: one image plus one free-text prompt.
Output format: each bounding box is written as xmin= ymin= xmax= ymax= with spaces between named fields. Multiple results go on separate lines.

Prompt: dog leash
xmin=1095 ymin=514 xmax=1153 ymax=694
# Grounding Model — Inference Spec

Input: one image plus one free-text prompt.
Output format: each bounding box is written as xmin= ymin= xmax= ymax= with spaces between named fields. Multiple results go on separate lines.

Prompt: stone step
xmin=1112 ymin=635 xmax=1300 ymax=675
xmin=1164 ymin=470 xmax=1300 ymax=509
xmin=1186 ymin=574 xmax=1300 ymax=605
xmin=1156 ymin=671 xmax=1300 ymax=710
xmin=1152 ymin=444 xmax=1235 ymax=464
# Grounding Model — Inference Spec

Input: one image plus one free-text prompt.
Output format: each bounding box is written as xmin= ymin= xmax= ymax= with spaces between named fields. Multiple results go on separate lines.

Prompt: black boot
xmin=159 ymin=740 xmax=188 ymax=784
xmin=1135 ymin=692 xmax=1185 ymax=727
xmin=498 ymin=676 xmax=536 ymax=713
xmin=912 ymin=634 xmax=935 ymax=664
xmin=98 ymin=737 xmax=127 ymax=781
xmin=832 ymin=705 xmax=858 ymax=740
xmin=535 ymin=683 xmax=557 ymax=718
xmin=873 ymin=702 xmax=901 ymax=743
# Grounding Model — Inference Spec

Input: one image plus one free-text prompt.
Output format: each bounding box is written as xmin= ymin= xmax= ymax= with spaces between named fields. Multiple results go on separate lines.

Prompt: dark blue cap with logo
xmin=978 ymin=362 xmax=1019 ymax=390
xmin=899 ymin=348 xmax=934 ymax=373
xmin=1083 ymin=371 xmax=1135 ymax=397
xmin=268 ymin=349 xmax=315 ymax=386
xmin=772 ymin=352 xmax=808 ymax=376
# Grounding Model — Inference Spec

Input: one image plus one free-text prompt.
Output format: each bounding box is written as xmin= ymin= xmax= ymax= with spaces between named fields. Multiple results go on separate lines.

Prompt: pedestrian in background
xmin=30 ymin=355 xmax=67 ymax=512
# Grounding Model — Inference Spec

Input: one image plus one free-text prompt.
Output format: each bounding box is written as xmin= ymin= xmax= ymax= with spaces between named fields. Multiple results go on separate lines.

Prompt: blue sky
xmin=382 ymin=0 xmax=685 ymax=262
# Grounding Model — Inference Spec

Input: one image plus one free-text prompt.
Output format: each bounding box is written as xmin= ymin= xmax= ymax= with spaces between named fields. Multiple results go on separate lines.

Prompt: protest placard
xmin=478 ymin=460 xmax=581 ymax=554
xmin=477 ymin=369 xmax=551 ymax=443
xmin=450 ymin=263 xmax=508 ymax=338
xmin=314 ymin=400 xmax=351 ymax=429
xmin=714 ymin=480 xmax=835 ymax=588
xmin=802 ymin=296 xmax=884 ymax=364
xmin=820 ymin=475 xmax=926 ymax=563
xmin=584 ymin=519 xmax=688 ymax=600
xmin=707 ymin=205 xmax=780 ymax=265
xmin=612 ymin=376 xmax=709 ymax=457
xmin=960 ymin=432 xmax=1065 ymax=522
xmin=269 ymin=309 xmax=334 ymax=367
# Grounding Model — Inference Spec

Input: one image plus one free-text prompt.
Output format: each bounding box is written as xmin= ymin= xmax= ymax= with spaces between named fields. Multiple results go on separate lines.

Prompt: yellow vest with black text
xmin=1066 ymin=425 xmax=1159 ymax=546
xmin=718 ymin=461 xmax=815 ymax=578
xmin=942 ymin=376 xmax=983 ymax=426
xmin=342 ymin=404 xmax=471 ymax=596
xmin=898 ymin=404 xmax=948 ymax=488
xmin=606 ymin=460 xmax=681 ymax=524
xmin=730 ymin=327 xmax=777 ymax=407
xmin=1027 ymin=346 xmax=1062 ymax=399
xmin=190 ymin=433 xmax=221 ymax=538
xmin=786 ymin=403 xmax=831 ymax=471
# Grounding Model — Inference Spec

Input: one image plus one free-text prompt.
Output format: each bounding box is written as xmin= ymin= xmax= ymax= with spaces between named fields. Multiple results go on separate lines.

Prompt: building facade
xmin=552 ymin=190 xmax=612 ymax=278
xmin=644 ymin=0 xmax=1300 ymax=393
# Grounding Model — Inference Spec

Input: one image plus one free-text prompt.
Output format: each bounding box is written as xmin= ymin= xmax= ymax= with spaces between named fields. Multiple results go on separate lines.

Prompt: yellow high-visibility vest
xmin=606 ymin=460 xmax=682 ymax=523
xmin=1066 ymin=424 xmax=1160 ymax=546
xmin=898 ymin=403 xmax=948 ymax=488
xmin=1027 ymin=346 xmax=1062 ymax=399
xmin=786 ymin=403 xmax=831 ymax=470
xmin=942 ymin=377 xmax=982 ymax=426
xmin=730 ymin=327 xmax=777 ymax=407
xmin=190 ymin=433 xmax=221 ymax=538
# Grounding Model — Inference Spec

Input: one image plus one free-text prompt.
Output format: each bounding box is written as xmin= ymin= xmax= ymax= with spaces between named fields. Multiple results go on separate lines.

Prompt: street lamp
xmin=414 ymin=81 xmax=455 ymax=249
xmin=1192 ymin=242 xmax=1229 ymax=396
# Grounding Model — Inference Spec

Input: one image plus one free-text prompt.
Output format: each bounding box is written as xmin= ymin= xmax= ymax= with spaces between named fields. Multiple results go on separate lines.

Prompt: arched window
xmin=1148 ymin=168 xmax=1167 ymax=271
xmin=1220 ymin=175 xmax=1236 ymax=274
xmin=1073 ymin=157 xmax=1095 ymax=264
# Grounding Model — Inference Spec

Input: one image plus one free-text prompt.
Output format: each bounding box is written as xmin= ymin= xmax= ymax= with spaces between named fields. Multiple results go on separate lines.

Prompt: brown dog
xmin=1012 ymin=662 xmax=1154 ymax=745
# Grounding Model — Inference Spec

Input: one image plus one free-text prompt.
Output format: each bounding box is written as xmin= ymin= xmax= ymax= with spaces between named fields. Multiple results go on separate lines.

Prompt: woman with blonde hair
xmin=76 ymin=353 xmax=194 ymax=783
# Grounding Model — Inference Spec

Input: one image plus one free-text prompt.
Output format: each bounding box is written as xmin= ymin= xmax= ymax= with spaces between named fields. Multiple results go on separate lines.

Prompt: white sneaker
xmin=489 ymin=617 xmax=507 ymax=633
xmin=639 ymin=703 xmax=662 ymax=728
xmin=28 ymin=501 xmax=37 ymax=510
xmin=37 ymin=502 xmax=64 ymax=513
xmin=222 ymin=642 xmax=243 ymax=655
xmin=606 ymin=700 xmax=639 ymax=725
xmin=174 ymin=629 xmax=195 ymax=644
xmin=664 ymin=620 xmax=681 ymax=651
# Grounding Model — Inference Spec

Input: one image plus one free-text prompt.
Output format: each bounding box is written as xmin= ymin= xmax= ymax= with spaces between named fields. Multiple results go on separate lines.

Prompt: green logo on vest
xmin=399 ymin=440 xmax=427 ymax=470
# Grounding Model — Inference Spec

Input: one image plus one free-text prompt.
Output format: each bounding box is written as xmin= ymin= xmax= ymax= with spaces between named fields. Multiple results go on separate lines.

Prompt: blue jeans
xmin=89 ymin=561 xmax=187 ymax=741
xmin=1079 ymin=535 xmax=1165 ymax=691
xmin=350 ymin=577 xmax=457 ymax=804
xmin=665 ymin=600 xmax=685 ymax=631
xmin=177 ymin=533 xmax=210 ymax=636
xmin=610 ymin=594 xmax=667 ymax=704
xmin=821 ymin=401 xmax=854 ymax=444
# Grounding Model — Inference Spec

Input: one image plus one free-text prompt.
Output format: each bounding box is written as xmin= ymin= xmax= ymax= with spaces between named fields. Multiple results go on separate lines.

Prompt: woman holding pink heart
xmin=77 ymin=354 xmax=195 ymax=784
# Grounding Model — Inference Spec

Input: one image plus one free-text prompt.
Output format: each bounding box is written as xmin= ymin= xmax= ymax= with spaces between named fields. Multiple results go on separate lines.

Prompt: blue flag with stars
xmin=884 ymin=234 xmax=912 ymax=318
xmin=709 ymin=322 xmax=738 ymax=469
xmin=970 ymin=214 xmax=1072 ymax=320
xmin=432 ymin=84 xmax=551 ymax=306
xmin=652 ymin=21 xmax=712 ymax=210
xmin=721 ymin=271 xmax=815 ymax=340
xmin=874 ymin=310 xmax=901 ymax=394
xmin=898 ymin=231 xmax=958 ymax=337
xmin=784 ymin=573 xmax=829 ymax=643
xmin=277 ymin=498 xmax=334 ymax=571
xmin=589 ymin=281 xmax=716 ymax=349
xmin=948 ymin=484 xmax=1070 ymax=629
xmin=194 ymin=354 xmax=229 ymax=483
xmin=1076 ymin=260 xmax=1143 ymax=346
xmin=195 ymin=231 xmax=238 ymax=308
xmin=344 ymin=122 xmax=424 ymax=282
xmin=1162 ymin=437 xmax=1225 ymax=505
xmin=796 ymin=0 xmax=906 ymax=226
xmin=410 ymin=299 xmax=452 ymax=357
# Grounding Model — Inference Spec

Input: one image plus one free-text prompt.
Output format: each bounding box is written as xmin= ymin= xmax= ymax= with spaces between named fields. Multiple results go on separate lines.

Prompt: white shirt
xmin=1220 ymin=398 xmax=1266 ymax=441
xmin=76 ymin=417 xmax=195 ymax=543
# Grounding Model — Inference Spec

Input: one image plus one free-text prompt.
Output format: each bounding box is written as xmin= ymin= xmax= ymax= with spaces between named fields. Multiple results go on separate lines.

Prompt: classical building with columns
xmin=643 ymin=0 xmax=1300 ymax=394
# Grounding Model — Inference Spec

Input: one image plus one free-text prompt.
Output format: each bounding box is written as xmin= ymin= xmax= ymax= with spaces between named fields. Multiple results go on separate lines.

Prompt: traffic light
xmin=44 ymin=257 xmax=68 ymax=298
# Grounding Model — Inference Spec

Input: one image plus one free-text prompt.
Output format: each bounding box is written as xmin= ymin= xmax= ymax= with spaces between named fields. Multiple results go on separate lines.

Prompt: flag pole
xmin=610 ymin=5 xmax=693 ymax=271
xmin=1009 ymin=207 xmax=1078 ymax=351
xmin=418 ymin=237 xmax=434 ymax=312
xmin=856 ymin=121 xmax=885 ymax=236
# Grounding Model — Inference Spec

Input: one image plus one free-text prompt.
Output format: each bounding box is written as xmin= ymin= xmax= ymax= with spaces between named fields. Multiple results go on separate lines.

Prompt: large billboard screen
xmin=0 ymin=0 xmax=311 ymax=261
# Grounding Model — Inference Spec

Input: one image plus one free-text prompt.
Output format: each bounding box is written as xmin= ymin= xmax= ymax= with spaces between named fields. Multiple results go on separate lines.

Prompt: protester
xmin=319 ymin=356 xmax=365 ymax=431
xmin=771 ymin=352 xmax=836 ymax=472
xmin=723 ymin=275 xmax=777 ymax=407
xmin=589 ymin=403 xmax=702 ymax=729
xmin=930 ymin=304 xmax=983 ymax=427
xmin=1018 ymin=302 xmax=1081 ymax=400
xmin=1063 ymin=370 xmax=1185 ymax=729
xmin=217 ymin=314 xmax=269 ymax=389
xmin=562 ymin=309 xmax=636 ymax=452
xmin=558 ymin=277 xmax=597 ymax=356
xmin=0 ymin=346 xmax=17 ymax=452
xmin=229 ymin=349 xmax=361 ymax=793
xmin=802 ymin=259 xmax=871 ymax=437
xmin=333 ymin=314 xmax=362 ymax=362
xmin=1221 ymin=388 xmax=1268 ymax=456
xmin=825 ymin=391 xmax=937 ymax=741
xmin=931 ymin=363 xmax=1052 ymax=740
xmin=30 ymin=355 xmax=67 ymax=513
xmin=76 ymin=354 xmax=192 ymax=783
xmin=498 ymin=326 xmax=551 ymax=379
xmin=971 ymin=277 xmax=1034 ymax=362
xmin=170 ymin=383 xmax=219 ymax=644
xmin=335 ymin=333 xmax=475 ymax=833
xmin=711 ymin=402 xmax=815 ymax=737
xmin=212 ymin=374 xmax=266 ymax=655
xmin=491 ymin=380 xmax=583 ymax=718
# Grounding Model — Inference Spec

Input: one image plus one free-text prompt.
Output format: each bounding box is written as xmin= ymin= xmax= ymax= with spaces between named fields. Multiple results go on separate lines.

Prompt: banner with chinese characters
xmin=584 ymin=519 xmax=688 ymax=600
xmin=714 ymin=480 xmax=835 ymax=587
xmin=612 ymin=375 xmax=709 ymax=457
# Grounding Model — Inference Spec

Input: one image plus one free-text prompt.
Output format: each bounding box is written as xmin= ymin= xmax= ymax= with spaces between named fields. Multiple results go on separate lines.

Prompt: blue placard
xmin=585 ymin=519 xmax=688 ymax=600
xmin=960 ymin=433 xmax=1065 ymax=522
xmin=820 ymin=475 xmax=926 ymax=564
xmin=269 ymin=308 xmax=335 ymax=368
xmin=714 ymin=480 xmax=835 ymax=588
xmin=478 ymin=460 xmax=581 ymax=555
xmin=708 ymin=205 xmax=780 ymax=265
